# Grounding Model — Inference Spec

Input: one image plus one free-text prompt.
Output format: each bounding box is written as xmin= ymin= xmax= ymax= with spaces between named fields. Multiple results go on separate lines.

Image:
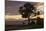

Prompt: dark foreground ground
xmin=5 ymin=24 xmax=44 ymax=31
xmin=5 ymin=18 xmax=44 ymax=31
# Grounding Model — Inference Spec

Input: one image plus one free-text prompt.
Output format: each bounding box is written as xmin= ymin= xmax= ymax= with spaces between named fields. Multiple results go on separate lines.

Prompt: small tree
xmin=19 ymin=2 xmax=36 ymax=24
xmin=36 ymin=11 xmax=41 ymax=25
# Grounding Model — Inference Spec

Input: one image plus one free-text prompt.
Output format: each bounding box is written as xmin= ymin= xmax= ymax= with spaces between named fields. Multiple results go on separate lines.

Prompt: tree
xmin=19 ymin=2 xmax=36 ymax=24
xmin=36 ymin=11 xmax=42 ymax=25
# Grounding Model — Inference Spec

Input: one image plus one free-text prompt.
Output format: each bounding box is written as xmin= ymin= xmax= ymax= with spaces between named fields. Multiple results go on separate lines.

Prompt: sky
xmin=8 ymin=0 xmax=43 ymax=2
xmin=5 ymin=1 xmax=44 ymax=15
xmin=5 ymin=1 xmax=26 ymax=15
xmin=5 ymin=1 xmax=44 ymax=20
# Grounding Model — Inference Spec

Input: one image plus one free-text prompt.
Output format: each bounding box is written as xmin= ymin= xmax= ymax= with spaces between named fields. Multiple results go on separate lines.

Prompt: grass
xmin=5 ymin=24 xmax=44 ymax=30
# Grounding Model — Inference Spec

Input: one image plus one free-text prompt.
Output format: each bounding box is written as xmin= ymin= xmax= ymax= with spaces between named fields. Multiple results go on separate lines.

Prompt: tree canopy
xmin=19 ymin=2 xmax=36 ymax=18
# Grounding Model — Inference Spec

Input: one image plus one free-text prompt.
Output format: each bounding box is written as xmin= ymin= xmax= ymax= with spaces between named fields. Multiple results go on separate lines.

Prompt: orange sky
xmin=5 ymin=15 xmax=44 ymax=21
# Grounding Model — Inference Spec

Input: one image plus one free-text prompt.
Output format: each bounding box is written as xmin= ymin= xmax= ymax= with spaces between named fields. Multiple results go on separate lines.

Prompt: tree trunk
xmin=28 ymin=16 xmax=30 ymax=24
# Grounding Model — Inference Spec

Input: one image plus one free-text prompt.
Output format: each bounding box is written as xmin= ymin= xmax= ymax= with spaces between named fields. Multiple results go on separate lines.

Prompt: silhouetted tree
xmin=19 ymin=2 xmax=36 ymax=24
xmin=36 ymin=11 xmax=41 ymax=25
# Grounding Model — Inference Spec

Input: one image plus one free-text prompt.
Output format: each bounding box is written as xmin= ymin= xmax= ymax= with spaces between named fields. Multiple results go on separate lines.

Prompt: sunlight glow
xmin=5 ymin=15 xmax=43 ymax=20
